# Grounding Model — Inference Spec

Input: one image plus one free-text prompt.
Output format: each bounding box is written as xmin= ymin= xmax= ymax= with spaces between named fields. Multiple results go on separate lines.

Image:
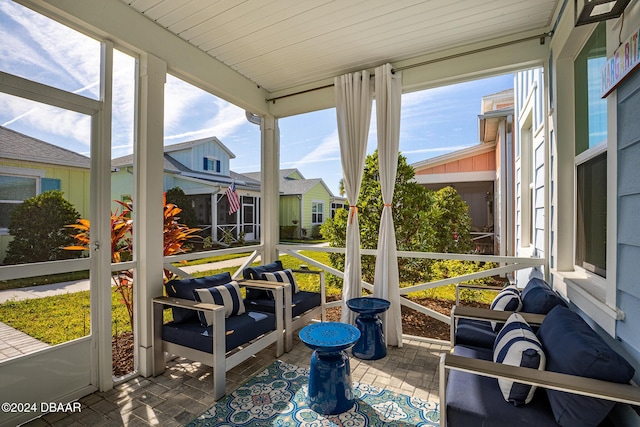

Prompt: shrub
xmin=5 ymin=191 xmax=82 ymax=264
xmin=280 ymin=225 xmax=297 ymax=240
xmin=165 ymin=187 xmax=198 ymax=228
xmin=66 ymin=196 xmax=200 ymax=328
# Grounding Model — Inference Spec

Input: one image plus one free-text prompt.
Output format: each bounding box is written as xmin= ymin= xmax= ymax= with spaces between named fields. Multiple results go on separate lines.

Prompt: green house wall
xmin=280 ymin=195 xmax=300 ymax=226
xmin=301 ymin=182 xmax=331 ymax=231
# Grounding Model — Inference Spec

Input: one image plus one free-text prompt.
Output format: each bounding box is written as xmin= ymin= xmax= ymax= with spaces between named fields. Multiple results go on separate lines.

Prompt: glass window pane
xmin=0 ymin=175 xmax=36 ymax=200
xmin=0 ymin=96 xmax=91 ymax=265
xmin=576 ymin=153 xmax=607 ymax=277
xmin=0 ymin=1 xmax=101 ymax=99
xmin=575 ymin=22 xmax=607 ymax=155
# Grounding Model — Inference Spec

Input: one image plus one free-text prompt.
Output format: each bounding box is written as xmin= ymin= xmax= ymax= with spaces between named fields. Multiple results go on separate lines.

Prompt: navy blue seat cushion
xmin=243 ymin=261 xmax=284 ymax=299
xmin=162 ymin=310 xmax=276 ymax=353
xmin=244 ymin=290 xmax=320 ymax=317
xmin=446 ymin=345 xmax=559 ymax=427
xmin=521 ymin=278 xmax=567 ymax=314
xmin=455 ymin=318 xmax=497 ymax=348
xmin=538 ymin=306 xmax=636 ymax=427
xmin=165 ymin=272 xmax=233 ymax=323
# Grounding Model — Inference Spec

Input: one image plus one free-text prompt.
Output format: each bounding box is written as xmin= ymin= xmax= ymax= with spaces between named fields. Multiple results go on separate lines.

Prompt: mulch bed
xmin=112 ymin=331 xmax=134 ymax=378
xmin=111 ymin=296 xmax=489 ymax=377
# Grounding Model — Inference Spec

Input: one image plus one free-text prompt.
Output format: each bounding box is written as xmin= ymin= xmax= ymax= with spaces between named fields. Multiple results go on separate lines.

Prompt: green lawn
xmin=0 ymin=250 xmax=497 ymax=345
xmin=0 ymin=288 xmax=130 ymax=345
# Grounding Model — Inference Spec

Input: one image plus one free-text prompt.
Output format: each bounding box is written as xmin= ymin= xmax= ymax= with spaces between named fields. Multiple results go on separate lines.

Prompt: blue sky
xmin=0 ymin=0 xmax=513 ymax=196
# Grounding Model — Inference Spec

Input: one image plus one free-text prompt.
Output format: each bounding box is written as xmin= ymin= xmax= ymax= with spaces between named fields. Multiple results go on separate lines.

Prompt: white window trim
xmin=311 ymin=200 xmax=324 ymax=224
xmin=203 ymin=155 xmax=220 ymax=173
xmin=550 ymin=22 xmax=619 ymax=337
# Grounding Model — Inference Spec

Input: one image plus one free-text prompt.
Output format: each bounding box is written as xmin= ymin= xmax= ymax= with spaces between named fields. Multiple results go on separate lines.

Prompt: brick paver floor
xmin=22 ymin=335 xmax=448 ymax=426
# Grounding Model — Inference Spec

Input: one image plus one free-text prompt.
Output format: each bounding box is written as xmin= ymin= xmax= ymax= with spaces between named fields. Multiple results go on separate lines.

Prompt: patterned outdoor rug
xmin=186 ymin=360 xmax=440 ymax=426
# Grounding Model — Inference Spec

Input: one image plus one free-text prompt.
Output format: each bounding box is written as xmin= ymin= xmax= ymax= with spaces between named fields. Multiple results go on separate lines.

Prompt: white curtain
xmin=335 ymin=70 xmax=373 ymax=325
xmin=373 ymin=63 xmax=403 ymax=346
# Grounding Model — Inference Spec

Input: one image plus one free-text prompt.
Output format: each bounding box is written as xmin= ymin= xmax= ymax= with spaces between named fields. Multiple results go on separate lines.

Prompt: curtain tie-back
xmin=349 ymin=205 xmax=358 ymax=223
xmin=383 ymin=203 xmax=392 ymax=207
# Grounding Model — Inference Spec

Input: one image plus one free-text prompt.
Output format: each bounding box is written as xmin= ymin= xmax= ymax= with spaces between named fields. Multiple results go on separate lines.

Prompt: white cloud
xmin=164 ymin=77 xmax=248 ymax=142
xmin=0 ymin=0 xmax=101 ymax=95
xmin=0 ymin=93 xmax=91 ymax=146
xmin=293 ymin=129 xmax=341 ymax=168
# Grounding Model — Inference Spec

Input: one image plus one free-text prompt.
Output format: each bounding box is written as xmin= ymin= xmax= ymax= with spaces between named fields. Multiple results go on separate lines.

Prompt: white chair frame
xmin=152 ymin=281 xmax=285 ymax=400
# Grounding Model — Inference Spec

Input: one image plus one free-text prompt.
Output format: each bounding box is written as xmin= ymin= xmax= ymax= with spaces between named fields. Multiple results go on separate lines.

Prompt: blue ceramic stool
xmin=299 ymin=322 xmax=360 ymax=415
xmin=346 ymin=297 xmax=391 ymax=360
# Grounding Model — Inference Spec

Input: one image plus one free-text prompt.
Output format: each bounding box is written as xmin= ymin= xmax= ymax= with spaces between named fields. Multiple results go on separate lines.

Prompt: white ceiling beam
xmin=269 ymin=29 xmax=550 ymax=118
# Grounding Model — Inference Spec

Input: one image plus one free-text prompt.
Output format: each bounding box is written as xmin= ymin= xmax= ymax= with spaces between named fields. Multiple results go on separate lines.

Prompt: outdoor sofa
xmin=440 ymin=304 xmax=640 ymax=426
xmin=452 ymin=277 xmax=567 ymax=348
xmin=152 ymin=272 xmax=285 ymax=400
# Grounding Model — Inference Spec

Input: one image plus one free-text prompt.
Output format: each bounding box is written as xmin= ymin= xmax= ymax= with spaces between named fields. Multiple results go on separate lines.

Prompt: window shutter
xmin=41 ymin=178 xmax=61 ymax=192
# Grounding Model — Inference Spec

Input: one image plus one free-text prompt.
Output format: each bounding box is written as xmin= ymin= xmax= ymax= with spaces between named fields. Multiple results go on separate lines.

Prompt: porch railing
xmin=166 ymin=243 xmax=544 ymax=333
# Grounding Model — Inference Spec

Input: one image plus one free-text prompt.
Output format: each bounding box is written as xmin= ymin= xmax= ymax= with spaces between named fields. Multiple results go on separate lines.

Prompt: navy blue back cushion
xmin=455 ymin=319 xmax=497 ymax=349
xmin=243 ymin=261 xmax=283 ymax=299
xmin=165 ymin=272 xmax=232 ymax=323
xmin=521 ymin=278 xmax=567 ymax=314
xmin=538 ymin=306 xmax=635 ymax=427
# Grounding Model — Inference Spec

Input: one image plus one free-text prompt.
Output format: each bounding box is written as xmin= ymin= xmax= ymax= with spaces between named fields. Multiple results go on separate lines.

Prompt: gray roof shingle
xmin=0 ymin=126 xmax=91 ymax=168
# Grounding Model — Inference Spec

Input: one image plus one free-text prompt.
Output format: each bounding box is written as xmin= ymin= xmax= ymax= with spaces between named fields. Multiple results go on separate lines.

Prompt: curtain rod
xmin=265 ymin=32 xmax=550 ymax=104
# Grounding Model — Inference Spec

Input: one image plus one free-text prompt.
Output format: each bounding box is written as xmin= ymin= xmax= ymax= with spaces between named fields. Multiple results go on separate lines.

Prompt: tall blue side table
xmin=346 ymin=297 xmax=391 ymax=360
xmin=299 ymin=322 xmax=360 ymax=415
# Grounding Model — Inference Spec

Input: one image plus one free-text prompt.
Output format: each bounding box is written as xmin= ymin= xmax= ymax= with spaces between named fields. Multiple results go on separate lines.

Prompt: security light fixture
xmin=575 ymin=0 xmax=632 ymax=26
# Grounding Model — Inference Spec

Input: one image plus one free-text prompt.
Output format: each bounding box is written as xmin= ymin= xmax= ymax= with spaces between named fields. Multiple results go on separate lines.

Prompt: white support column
xmin=261 ymin=115 xmax=280 ymax=263
xmin=94 ymin=41 xmax=114 ymax=392
xmin=134 ymin=53 xmax=166 ymax=377
xmin=211 ymin=193 xmax=217 ymax=241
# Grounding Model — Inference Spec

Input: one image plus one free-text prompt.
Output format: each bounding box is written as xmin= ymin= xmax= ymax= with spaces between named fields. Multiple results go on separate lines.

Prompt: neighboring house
xmin=0 ymin=126 xmax=90 ymax=263
xmin=111 ymin=136 xmax=261 ymax=242
xmin=411 ymin=89 xmax=514 ymax=255
xmin=244 ymin=168 xmax=345 ymax=238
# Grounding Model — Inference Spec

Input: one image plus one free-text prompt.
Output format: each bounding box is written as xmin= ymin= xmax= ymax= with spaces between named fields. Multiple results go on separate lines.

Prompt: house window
xmin=312 ymin=201 xmax=324 ymax=224
xmin=574 ymin=22 xmax=607 ymax=278
xmin=0 ymin=175 xmax=37 ymax=229
xmin=203 ymin=157 xmax=221 ymax=173
xmin=331 ymin=202 xmax=346 ymax=218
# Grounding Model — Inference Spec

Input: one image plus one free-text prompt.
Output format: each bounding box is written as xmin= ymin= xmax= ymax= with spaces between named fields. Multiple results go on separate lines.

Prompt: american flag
xmin=226 ymin=182 xmax=240 ymax=215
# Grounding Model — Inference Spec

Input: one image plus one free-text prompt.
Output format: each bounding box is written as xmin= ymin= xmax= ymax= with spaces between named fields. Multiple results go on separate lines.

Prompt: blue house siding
xmin=616 ymin=66 xmax=640 ymax=374
xmin=515 ymin=67 xmax=546 ymax=282
xmin=169 ymin=143 xmax=231 ymax=176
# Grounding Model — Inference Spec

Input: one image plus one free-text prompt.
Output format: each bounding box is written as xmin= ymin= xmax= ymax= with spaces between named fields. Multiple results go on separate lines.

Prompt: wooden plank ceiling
xmin=120 ymin=0 xmax=559 ymax=93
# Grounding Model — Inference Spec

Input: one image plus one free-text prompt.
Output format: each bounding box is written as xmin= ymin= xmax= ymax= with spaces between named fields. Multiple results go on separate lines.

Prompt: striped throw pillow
xmin=193 ymin=281 xmax=246 ymax=326
xmin=261 ymin=269 xmax=299 ymax=293
xmin=490 ymin=286 xmax=522 ymax=331
xmin=493 ymin=313 xmax=546 ymax=406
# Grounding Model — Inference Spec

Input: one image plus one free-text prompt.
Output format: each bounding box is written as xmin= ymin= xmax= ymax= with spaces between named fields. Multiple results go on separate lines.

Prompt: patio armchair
xmin=152 ymin=272 xmax=285 ymax=400
xmin=242 ymin=260 xmax=326 ymax=351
